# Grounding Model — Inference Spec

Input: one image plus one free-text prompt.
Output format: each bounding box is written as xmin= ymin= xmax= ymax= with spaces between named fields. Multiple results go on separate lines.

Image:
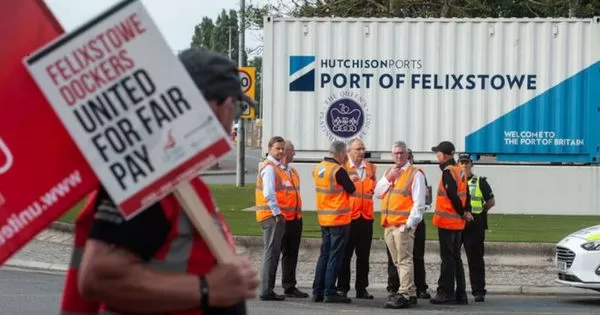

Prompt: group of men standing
xmin=255 ymin=137 xmax=495 ymax=309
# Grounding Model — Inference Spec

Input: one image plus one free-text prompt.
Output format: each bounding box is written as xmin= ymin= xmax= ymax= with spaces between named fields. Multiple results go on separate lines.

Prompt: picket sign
xmin=21 ymin=0 xmax=236 ymax=263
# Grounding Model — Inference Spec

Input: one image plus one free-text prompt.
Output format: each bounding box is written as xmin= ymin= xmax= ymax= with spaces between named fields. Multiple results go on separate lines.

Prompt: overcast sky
xmin=43 ymin=0 xmax=274 ymax=56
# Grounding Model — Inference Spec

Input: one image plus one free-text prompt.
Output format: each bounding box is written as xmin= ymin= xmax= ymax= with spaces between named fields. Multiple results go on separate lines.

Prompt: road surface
xmin=1 ymin=267 xmax=598 ymax=315
xmin=201 ymin=146 xmax=262 ymax=184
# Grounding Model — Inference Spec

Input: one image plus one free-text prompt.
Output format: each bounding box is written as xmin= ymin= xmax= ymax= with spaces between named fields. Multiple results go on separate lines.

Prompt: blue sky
xmin=43 ymin=0 xmax=272 ymax=56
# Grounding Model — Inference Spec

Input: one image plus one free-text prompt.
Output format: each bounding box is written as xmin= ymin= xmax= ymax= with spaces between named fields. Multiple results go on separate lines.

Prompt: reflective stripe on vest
xmin=346 ymin=160 xmax=376 ymax=221
xmin=255 ymin=160 xmax=302 ymax=221
xmin=381 ymin=166 xmax=417 ymax=227
xmin=432 ymin=165 xmax=467 ymax=230
xmin=60 ymin=191 xmax=101 ymax=315
xmin=469 ymin=176 xmax=484 ymax=214
xmin=313 ymin=161 xmax=351 ymax=226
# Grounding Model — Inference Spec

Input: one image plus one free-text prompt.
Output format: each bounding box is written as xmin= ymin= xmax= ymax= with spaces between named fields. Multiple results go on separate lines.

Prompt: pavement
xmin=2 ymin=268 xmax=599 ymax=315
xmin=3 ymin=223 xmax=596 ymax=297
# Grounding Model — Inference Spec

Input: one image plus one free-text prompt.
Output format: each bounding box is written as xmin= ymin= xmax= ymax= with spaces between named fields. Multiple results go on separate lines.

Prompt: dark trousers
xmin=337 ymin=217 xmax=373 ymax=293
xmin=312 ymin=224 xmax=350 ymax=297
xmin=386 ymin=220 xmax=428 ymax=293
xmin=281 ymin=218 xmax=303 ymax=291
xmin=436 ymin=228 xmax=466 ymax=298
xmin=463 ymin=213 xmax=487 ymax=297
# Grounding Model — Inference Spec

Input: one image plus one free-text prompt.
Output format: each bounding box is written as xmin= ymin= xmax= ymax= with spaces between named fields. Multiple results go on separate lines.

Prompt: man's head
xmin=431 ymin=141 xmax=455 ymax=164
xmin=348 ymin=138 xmax=365 ymax=165
xmin=268 ymin=136 xmax=285 ymax=161
xmin=283 ymin=140 xmax=296 ymax=165
xmin=407 ymin=148 xmax=414 ymax=164
xmin=177 ymin=47 xmax=254 ymax=133
xmin=329 ymin=141 xmax=348 ymax=165
xmin=458 ymin=152 xmax=473 ymax=176
xmin=391 ymin=141 xmax=409 ymax=167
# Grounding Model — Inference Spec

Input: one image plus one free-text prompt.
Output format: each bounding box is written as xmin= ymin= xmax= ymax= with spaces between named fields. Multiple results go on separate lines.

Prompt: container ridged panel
xmin=262 ymin=18 xmax=598 ymax=157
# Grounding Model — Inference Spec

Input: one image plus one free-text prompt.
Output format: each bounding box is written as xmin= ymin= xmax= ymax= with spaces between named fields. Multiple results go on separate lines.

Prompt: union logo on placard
xmin=319 ymin=91 xmax=370 ymax=141
xmin=162 ymin=129 xmax=185 ymax=164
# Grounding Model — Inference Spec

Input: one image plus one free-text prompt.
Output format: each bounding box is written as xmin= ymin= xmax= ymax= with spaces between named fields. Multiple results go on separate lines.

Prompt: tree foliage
xmin=245 ymin=0 xmax=600 ymax=22
xmin=190 ymin=9 xmax=247 ymax=65
xmin=189 ymin=9 xmax=263 ymax=115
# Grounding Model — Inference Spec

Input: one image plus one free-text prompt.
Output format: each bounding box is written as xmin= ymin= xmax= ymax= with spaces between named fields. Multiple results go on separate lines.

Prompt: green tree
xmin=189 ymin=9 xmax=247 ymax=65
xmin=190 ymin=17 xmax=214 ymax=48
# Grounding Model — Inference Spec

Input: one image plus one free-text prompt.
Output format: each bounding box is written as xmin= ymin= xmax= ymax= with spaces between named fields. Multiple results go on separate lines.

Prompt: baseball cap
xmin=431 ymin=141 xmax=455 ymax=155
xmin=177 ymin=47 xmax=254 ymax=119
xmin=458 ymin=153 xmax=472 ymax=162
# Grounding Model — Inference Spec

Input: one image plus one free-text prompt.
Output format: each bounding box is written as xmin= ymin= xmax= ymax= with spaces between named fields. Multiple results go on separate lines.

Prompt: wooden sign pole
xmin=174 ymin=181 xmax=235 ymax=264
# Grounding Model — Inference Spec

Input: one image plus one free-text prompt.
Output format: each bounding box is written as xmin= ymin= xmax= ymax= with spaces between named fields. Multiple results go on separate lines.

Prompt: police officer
xmin=458 ymin=153 xmax=495 ymax=302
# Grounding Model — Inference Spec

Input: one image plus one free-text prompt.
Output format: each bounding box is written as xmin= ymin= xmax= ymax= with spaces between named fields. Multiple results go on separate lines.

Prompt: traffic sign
xmin=238 ymin=67 xmax=256 ymax=119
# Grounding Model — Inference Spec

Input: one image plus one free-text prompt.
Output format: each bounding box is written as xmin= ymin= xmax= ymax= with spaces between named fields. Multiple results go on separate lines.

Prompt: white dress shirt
xmin=374 ymin=161 xmax=426 ymax=228
xmin=260 ymin=155 xmax=288 ymax=216
xmin=348 ymin=158 xmax=367 ymax=179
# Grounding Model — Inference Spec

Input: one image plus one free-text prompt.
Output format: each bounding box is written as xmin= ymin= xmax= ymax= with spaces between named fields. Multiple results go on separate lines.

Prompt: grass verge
xmin=58 ymin=184 xmax=597 ymax=243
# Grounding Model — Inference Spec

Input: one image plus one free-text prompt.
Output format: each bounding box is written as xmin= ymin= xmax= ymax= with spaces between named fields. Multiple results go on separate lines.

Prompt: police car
xmin=555 ymin=225 xmax=600 ymax=292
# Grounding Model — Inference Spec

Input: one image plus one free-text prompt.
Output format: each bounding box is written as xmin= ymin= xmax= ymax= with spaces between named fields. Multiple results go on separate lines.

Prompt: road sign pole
xmin=236 ymin=0 xmax=246 ymax=187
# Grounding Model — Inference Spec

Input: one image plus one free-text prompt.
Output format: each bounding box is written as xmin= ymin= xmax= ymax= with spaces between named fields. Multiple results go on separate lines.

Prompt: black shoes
xmin=284 ymin=287 xmax=309 ymax=298
xmin=429 ymin=294 xmax=455 ymax=304
xmin=384 ymin=293 xmax=410 ymax=309
xmin=474 ymin=295 xmax=485 ymax=302
xmin=417 ymin=291 xmax=431 ymax=299
xmin=325 ymin=292 xmax=351 ymax=303
xmin=259 ymin=291 xmax=285 ymax=301
xmin=356 ymin=289 xmax=374 ymax=299
xmin=338 ymin=289 xmax=373 ymax=299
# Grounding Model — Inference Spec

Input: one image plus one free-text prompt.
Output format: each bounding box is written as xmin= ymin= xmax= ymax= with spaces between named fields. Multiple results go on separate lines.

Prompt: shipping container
xmin=261 ymin=16 xmax=600 ymax=163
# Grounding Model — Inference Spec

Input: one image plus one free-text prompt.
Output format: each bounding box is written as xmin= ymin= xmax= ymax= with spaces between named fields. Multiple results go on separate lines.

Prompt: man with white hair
xmin=375 ymin=141 xmax=426 ymax=308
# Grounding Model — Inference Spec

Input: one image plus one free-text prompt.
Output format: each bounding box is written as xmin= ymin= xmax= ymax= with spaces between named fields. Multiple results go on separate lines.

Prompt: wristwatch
xmin=199 ymin=276 xmax=209 ymax=310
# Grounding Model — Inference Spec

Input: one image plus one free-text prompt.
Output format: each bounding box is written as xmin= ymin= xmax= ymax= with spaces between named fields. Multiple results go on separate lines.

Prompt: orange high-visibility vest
xmin=380 ymin=165 xmax=418 ymax=227
xmin=255 ymin=160 xmax=302 ymax=222
xmin=313 ymin=160 xmax=351 ymax=227
xmin=345 ymin=160 xmax=376 ymax=220
xmin=59 ymin=179 xmax=238 ymax=315
xmin=433 ymin=164 xmax=468 ymax=230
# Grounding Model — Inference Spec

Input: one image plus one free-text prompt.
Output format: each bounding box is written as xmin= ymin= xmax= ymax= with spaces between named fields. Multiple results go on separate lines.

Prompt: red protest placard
xmin=0 ymin=0 xmax=99 ymax=265
xmin=24 ymin=0 xmax=233 ymax=220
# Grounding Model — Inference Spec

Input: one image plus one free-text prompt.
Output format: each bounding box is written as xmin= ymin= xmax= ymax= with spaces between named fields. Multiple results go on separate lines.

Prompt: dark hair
xmin=268 ymin=136 xmax=285 ymax=149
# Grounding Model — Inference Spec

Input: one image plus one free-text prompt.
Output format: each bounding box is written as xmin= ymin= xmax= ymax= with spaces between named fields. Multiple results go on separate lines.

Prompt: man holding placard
xmin=58 ymin=47 xmax=259 ymax=315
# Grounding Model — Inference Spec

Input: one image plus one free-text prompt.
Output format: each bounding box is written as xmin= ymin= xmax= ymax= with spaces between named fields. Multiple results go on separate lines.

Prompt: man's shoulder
xmin=478 ymin=175 xmax=492 ymax=187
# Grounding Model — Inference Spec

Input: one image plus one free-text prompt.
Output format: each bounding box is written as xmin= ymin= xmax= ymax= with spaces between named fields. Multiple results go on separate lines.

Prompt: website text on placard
xmin=0 ymin=170 xmax=83 ymax=246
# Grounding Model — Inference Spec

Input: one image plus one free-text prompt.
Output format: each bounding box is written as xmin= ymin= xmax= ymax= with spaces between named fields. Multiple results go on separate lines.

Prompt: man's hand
xmin=463 ymin=212 xmax=474 ymax=222
xmin=386 ymin=167 xmax=402 ymax=182
xmin=205 ymin=255 xmax=259 ymax=307
xmin=349 ymin=174 xmax=360 ymax=182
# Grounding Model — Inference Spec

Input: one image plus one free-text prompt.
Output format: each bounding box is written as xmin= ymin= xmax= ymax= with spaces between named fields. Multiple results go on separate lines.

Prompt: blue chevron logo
xmin=289 ymin=55 xmax=316 ymax=91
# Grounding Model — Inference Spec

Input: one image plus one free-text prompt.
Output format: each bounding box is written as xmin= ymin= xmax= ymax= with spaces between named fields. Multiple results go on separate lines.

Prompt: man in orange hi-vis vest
xmin=374 ymin=141 xmax=426 ymax=309
xmin=255 ymin=139 xmax=308 ymax=299
xmin=337 ymin=138 xmax=377 ymax=300
xmin=255 ymin=136 xmax=289 ymax=301
xmin=312 ymin=141 xmax=356 ymax=304
xmin=429 ymin=141 xmax=473 ymax=305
